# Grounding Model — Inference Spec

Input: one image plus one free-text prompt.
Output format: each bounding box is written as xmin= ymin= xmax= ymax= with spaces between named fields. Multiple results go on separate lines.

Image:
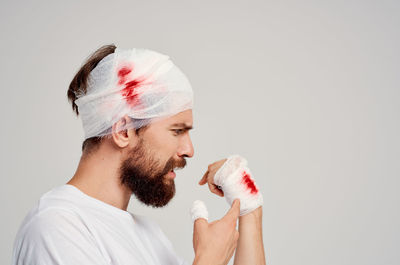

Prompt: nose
xmin=178 ymin=133 xmax=194 ymax=158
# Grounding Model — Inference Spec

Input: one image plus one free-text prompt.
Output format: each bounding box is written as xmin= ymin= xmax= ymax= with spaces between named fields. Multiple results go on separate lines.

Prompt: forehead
xmin=151 ymin=109 xmax=193 ymax=128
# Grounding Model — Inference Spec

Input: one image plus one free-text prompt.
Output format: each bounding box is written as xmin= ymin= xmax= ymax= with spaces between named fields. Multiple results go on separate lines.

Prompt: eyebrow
xmin=170 ymin=123 xmax=193 ymax=130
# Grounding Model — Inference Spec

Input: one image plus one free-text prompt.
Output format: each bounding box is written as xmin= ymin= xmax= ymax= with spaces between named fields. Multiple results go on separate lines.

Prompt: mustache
xmin=174 ymin=158 xmax=187 ymax=170
xmin=161 ymin=158 xmax=187 ymax=175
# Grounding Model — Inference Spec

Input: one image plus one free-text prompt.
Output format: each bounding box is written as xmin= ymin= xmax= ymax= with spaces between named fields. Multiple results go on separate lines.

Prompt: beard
xmin=119 ymin=138 xmax=186 ymax=208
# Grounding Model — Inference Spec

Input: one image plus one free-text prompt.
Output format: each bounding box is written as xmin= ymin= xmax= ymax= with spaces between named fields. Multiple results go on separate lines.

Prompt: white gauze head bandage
xmin=214 ymin=155 xmax=263 ymax=216
xmin=75 ymin=47 xmax=193 ymax=140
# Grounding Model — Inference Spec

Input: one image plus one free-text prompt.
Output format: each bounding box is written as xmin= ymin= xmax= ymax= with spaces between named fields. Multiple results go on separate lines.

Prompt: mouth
xmin=167 ymin=169 xmax=176 ymax=179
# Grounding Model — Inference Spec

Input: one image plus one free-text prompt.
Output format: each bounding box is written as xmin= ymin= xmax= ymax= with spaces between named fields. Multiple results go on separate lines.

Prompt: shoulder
xmin=20 ymin=206 xmax=89 ymax=237
xmin=14 ymin=206 xmax=95 ymax=254
xmin=13 ymin=207 xmax=106 ymax=264
xmin=16 ymin=185 xmax=92 ymax=239
xmin=12 ymin=187 xmax=107 ymax=265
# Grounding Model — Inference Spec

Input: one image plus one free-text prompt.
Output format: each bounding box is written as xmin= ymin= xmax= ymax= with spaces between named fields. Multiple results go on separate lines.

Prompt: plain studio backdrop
xmin=1 ymin=1 xmax=399 ymax=264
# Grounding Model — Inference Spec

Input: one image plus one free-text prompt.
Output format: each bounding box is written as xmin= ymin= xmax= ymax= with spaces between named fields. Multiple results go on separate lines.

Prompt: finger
xmin=209 ymin=182 xmax=224 ymax=197
xmin=207 ymin=182 xmax=224 ymax=197
xmin=190 ymin=200 xmax=209 ymax=223
xmin=193 ymin=218 xmax=208 ymax=232
xmin=214 ymin=187 xmax=224 ymax=197
xmin=198 ymin=170 xmax=209 ymax=185
xmin=223 ymin=199 xmax=240 ymax=222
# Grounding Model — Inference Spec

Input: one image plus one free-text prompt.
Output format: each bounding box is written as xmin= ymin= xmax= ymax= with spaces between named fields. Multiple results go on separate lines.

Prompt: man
xmin=12 ymin=44 xmax=266 ymax=264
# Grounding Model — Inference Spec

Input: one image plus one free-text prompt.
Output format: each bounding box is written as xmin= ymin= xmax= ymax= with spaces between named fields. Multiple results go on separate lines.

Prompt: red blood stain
xmin=116 ymin=64 xmax=148 ymax=108
xmin=120 ymin=78 xmax=146 ymax=107
xmin=117 ymin=66 xmax=132 ymax=85
xmin=241 ymin=171 xmax=258 ymax=194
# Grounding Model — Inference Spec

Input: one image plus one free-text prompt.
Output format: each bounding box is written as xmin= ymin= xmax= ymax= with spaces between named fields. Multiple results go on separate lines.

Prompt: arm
xmin=233 ymin=206 xmax=266 ymax=265
xmin=199 ymin=156 xmax=267 ymax=265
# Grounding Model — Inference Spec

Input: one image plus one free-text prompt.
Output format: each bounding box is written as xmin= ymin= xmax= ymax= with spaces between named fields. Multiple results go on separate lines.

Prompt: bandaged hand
xmin=199 ymin=155 xmax=263 ymax=216
xmin=191 ymin=200 xmax=240 ymax=265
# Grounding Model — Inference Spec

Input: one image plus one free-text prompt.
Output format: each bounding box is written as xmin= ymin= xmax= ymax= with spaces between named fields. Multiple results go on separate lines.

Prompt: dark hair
xmin=67 ymin=44 xmax=146 ymax=154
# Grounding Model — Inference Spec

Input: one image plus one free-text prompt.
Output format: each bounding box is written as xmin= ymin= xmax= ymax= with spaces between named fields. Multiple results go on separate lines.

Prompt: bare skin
xmin=199 ymin=159 xmax=267 ymax=265
xmin=193 ymin=200 xmax=241 ymax=265
xmin=67 ymin=110 xmax=241 ymax=265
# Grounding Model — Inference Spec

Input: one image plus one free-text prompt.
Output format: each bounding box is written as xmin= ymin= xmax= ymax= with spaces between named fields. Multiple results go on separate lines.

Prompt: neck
xmin=67 ymin=143 xmax=132 ymax=211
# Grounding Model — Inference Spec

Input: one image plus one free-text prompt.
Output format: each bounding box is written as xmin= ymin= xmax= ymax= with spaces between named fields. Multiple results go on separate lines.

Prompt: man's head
xmin=67 ymin=44 xmax=194 ymax=207
xmin=118 ymin=110 xmax=194 ymax=207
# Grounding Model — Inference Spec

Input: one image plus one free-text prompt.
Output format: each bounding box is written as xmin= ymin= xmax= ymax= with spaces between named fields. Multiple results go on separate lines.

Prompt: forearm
xmin=233 ymin=206 xmax=266 ymax=265
xmin=192 ymin=255 xmax=208 ymax=265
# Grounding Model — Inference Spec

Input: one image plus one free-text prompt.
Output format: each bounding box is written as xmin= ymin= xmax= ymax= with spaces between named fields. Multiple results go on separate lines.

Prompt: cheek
xmin=144 ymin=130 xmax=179 ymax=156
xmin=163 ymin=135 xmax=180 ymax=153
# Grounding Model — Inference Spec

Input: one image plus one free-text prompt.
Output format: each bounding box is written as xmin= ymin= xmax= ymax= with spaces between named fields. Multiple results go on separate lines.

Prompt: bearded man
xmin=12 ymin=44 xmax=266 ymax=265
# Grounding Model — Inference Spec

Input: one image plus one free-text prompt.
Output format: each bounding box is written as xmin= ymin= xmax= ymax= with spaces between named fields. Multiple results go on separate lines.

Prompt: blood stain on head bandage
xmin=117 ymin=65 xmax=148 ymax=108
xmin=121 ymin=79 xmax=143 ymax=107
xmin=242 ymin=171 xmax=258 ymax=194
xmin=117 ymin=66 xmax=132 ymax=85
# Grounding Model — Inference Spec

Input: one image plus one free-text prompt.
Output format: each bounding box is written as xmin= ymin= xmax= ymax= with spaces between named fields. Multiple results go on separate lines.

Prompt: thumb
xmin=193 ymin=218 xmax=208 ymax=232
xmin=198 ymin=171 xmax=209 ymax=185
xmin=223 ymin=199 xmax=240 ymax=222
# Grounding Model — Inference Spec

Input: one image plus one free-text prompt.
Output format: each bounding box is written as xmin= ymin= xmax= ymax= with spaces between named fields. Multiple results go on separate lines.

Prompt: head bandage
xmin=75 ymin=48 xmax=193 ymax=140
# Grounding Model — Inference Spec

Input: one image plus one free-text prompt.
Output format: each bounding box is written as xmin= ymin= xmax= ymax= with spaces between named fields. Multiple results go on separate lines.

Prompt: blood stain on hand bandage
xmin=242 ymin=171 xmax=258 ymax=194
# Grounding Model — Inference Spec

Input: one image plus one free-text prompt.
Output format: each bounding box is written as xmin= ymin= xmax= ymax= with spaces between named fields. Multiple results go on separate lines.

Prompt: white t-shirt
xmin=12 ymin=184 xmax=189 ymax=265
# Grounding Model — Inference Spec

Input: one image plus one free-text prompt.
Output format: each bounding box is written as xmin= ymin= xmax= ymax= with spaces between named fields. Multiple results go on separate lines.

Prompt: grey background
xmin=1 ymin=0 xmax=399 ymax=264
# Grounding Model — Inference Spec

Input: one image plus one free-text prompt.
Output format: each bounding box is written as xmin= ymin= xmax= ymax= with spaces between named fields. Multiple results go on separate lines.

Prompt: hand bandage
xmin=214 ymin=155 xmax=263 ymax=216
xmin=190 ymin=200 xmax=209 ymax=222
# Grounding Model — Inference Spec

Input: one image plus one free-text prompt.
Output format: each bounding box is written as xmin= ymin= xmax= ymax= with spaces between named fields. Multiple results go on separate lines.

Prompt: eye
xmin=172 ymin=129 xmax=184 ymax=135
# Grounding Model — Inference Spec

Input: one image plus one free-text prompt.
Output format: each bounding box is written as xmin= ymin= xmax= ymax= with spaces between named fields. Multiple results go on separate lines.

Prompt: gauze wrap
xmin=75 ymin=48 xmax=193 ymax=140
xmin=190 ymin=200 xmax=209 ymax=223
xmin=214 ymin=155 xmax=263 ymax=216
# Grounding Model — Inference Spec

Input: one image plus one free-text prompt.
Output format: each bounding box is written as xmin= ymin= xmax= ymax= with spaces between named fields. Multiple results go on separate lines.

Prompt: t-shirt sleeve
xmin=12 ymin=209 xmax=109 ymax=265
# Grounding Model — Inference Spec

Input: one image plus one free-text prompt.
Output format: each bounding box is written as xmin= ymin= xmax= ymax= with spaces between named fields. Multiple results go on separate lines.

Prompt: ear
xmin=111 ymin=115 xmax=137 ymax=148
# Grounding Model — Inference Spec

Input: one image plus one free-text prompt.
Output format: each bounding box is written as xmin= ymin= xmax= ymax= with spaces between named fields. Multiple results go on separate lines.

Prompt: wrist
xmin=193 ymin=253 xmax=211 ymax=265
xmin=239 ymin=206 xmax=262 ymax=220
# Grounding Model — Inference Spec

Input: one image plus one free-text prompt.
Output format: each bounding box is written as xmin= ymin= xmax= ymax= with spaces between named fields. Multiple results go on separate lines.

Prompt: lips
xmin=164 ymin=158 xmax=186 ymax=179
xmin=167 ymin=170 xmax=176 ymax=179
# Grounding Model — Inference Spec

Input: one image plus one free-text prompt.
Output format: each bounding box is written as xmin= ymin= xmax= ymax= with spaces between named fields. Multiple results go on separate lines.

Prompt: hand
xmin=193 ymin=199 xmax=240 ymax=265
xmin=198 ymin=159 xmax=227 ymax=197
